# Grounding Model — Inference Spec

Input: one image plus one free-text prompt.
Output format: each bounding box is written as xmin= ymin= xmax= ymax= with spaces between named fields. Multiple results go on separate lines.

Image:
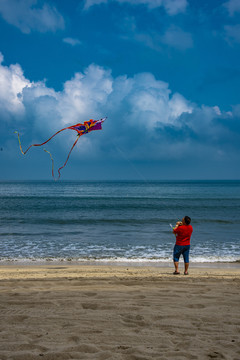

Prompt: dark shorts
xmin=173 ymin=245 xmax=190 ymax=263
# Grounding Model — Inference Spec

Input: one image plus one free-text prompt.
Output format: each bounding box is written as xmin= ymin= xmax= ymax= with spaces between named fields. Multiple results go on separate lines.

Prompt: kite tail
xmin=44 ymin=149 xmax=55 ymax=180
xmin=14 ymin=127 xmax=72 ymax=155
xmin=14 ymin=131 xmax=26 ymax=155
xmin=57 ymin=135 xmax=81 ymax=180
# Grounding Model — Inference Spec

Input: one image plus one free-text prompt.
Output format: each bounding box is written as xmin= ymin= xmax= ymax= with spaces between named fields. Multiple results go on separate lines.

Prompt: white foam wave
xmin=0 ymin=255 xmax=239 ymax=264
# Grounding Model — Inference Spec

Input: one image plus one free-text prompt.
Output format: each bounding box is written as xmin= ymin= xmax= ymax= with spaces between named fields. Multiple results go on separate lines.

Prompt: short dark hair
xmin=184 ymin=216 xmax=191 ymax=225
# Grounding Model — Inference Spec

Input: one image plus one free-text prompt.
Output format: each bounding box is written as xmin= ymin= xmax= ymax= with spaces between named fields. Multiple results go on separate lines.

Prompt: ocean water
xmin=0 ymin=180 xmax=239 ymax=264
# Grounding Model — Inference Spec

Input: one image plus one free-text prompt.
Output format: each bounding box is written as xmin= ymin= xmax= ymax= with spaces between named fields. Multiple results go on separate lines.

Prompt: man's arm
xmin=173 ymin=226 xmax=178 ymax=234
xmin=172 ymin=222 xmax=182 ymax=234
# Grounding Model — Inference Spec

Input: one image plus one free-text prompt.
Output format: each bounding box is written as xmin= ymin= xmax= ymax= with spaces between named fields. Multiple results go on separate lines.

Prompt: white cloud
xmin=0 ymin=54 xmax=196 ymax=130
xmin=224 ymin=24 xmax=240 ymax=43
xmin=110 ymin=72 xmax=192 ymax=129
xmin=120 ymin=17 xmax=192 ymax=51
xmin=0 ymin=54 xmax=193 ymax=154
xmin=169 ymin=93 xmax=192 ymax=119
xmin=0 ymin=53 xmax=31 ymax=121
xmin=223 ymin=0 xmax=240 ymax=16
xmin=17 ymin=64 xmax=113 ymax=146
xmin=213 ymin=106 xmax=221 ymax=116
xmin=0 ymin=0 xmax=64 ymax=33
xmin=125 ymin=31 xmax=163 ymax=52
xmin=63 ymin=38 xmax=82 ymax=46
xmin=84 ymin=0 xmax=188 ymax=15
xmin=162 ymin=0 xmax=188 ymax=15
xmin=59 ymin=65 xmax=113 ymax=125
xmin=1 ymin=53 xmax=236 ymax=163
xmin=161 ymin=25 xmax=193 ymax=50
xmin=84 ymin=0 xmax=107 ymax=9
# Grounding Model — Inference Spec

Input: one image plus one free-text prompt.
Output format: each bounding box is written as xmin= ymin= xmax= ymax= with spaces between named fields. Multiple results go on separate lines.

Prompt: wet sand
xmin=0 ymin=265 xmax=239 ymax=360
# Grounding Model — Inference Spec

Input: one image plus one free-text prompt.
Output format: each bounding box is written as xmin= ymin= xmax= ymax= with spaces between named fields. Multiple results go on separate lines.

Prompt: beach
xmin=0 ymin=264 xmax=239 ymax=360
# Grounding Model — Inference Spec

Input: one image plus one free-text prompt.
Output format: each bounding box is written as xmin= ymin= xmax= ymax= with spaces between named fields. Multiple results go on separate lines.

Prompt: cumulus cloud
xmin=0 ymin=53 xmax=32 ymax=121
xmin=17 ymin=64 xmax=113 ymax=151
xmin=84 ymin=0 xmax=188 ymax=15
xmin=0 ymin=0 xmax=64 ymax=33
xmin=63 ymin=37 xmax=82 ymax=46
xmin=0 ymin=52 xmax=238 ymax=165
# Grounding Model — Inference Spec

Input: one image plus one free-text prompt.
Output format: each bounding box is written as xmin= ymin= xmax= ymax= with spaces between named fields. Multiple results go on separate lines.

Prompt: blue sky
xmin=0 ymin=0 xmax=240 ymax=180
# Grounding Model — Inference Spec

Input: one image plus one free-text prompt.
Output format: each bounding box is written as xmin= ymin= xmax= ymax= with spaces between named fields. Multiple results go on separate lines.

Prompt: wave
xmin=1 ymin=255 xmax=239 ymax=264
xmin=1 ymin=217 xmax=239 ymax=226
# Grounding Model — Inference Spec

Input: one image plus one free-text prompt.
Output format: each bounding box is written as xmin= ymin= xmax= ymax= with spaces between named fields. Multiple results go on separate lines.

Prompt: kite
xmin=15 ymin=117 xmax=107 ymax=180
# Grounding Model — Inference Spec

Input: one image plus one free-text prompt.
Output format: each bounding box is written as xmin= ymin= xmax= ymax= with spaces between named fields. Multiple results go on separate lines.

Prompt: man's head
xmin=182 ymin=216 xmax=191 ymax=225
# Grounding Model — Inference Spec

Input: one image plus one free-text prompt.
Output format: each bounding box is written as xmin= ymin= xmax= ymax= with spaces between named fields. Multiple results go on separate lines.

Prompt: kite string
xmin=110 ymin=139 xmax=148 ymax=183
xmin=57 ymin=135 xmax=81 ymax=180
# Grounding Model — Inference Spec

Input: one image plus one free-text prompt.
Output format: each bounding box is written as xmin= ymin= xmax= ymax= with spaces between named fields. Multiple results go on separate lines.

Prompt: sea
xmin=0 ymin=180 xmax=239 ymax=265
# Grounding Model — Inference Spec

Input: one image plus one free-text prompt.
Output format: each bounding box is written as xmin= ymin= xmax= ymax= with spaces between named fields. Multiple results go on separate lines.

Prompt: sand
xmin=0 ymin=264 xmax=239 ymax=360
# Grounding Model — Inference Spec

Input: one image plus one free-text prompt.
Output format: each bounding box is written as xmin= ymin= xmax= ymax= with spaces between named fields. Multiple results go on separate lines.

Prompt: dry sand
xmin=0 ymin=264 xmax=239 ymax=360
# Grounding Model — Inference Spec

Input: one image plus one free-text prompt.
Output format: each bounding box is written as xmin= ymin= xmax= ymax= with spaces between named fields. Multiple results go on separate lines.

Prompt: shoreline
xmin=0 ymin=259 xmax=240 ymax=268
xmin=0 ymin=263 xmax=239 ymax=281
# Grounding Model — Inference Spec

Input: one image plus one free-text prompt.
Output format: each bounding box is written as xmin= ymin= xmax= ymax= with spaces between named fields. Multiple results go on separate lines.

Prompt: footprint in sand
xmin=120 ymin=314 xmax=147 ymax=328
xmin=189 ymin=304 xmax=205 ymax=309
xmin=207 ymin=351 xmax=224 ymax=359
xmin=84 ymin=292 xmax=97 ymax=297
xmin=68 ymin=344 xmax=99 ymax=354
xmin=133 ymin=295 xmax=146 ymax=300
xmin=82 ymin=303 xmax=98 ymax=310
xmin=67 ymin=335 xmax=80 ymax=344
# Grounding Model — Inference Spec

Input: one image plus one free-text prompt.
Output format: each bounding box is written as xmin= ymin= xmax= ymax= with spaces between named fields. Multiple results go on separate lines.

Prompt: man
xmin=172 ymin=216 xmax=193 ymax=275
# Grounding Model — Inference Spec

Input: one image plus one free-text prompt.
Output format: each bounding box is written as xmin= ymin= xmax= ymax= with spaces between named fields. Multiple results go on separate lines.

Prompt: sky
xmin=0 ymin=0 xmax=240 ymax=180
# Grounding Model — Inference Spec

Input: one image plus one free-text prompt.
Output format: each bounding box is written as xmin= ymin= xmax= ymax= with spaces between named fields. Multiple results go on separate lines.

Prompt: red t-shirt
xmin=173 ymin=225 xmax=193 ymax=246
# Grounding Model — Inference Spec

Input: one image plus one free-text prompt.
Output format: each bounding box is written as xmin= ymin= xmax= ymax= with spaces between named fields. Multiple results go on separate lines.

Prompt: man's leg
xmin=173 ymin=245 xmax=181 ymax=274
xmin=174 ymin=261 xmax=179 ymax=273
xmin=183 ymin=246 xmax=190 ymax=274
xmin=184 ymin=262 xmax=189 ymax=274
